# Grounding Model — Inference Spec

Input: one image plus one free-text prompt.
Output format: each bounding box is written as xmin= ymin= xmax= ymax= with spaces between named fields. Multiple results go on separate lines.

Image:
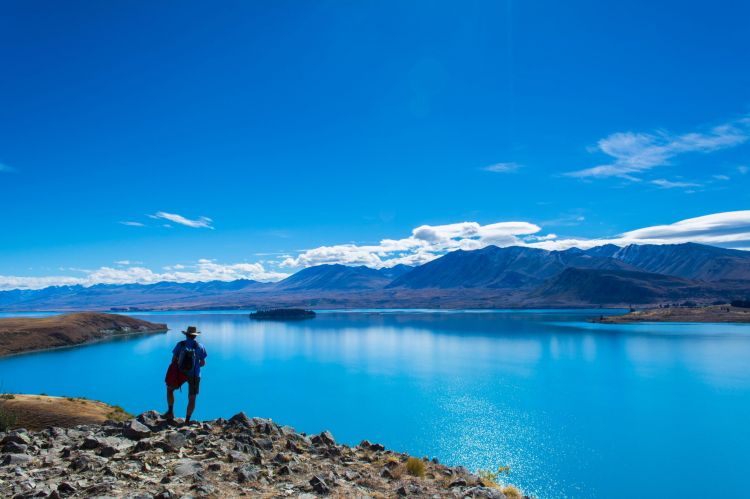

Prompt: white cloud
xmin=282 ymin=211 xmax=750 ymax=268
xmin=651 ymin=179 xmax=701 ymax=189
xmin=528 ymin=211 xmax=750 ymax=250
xmin=712 ymin=175 xmax=730 ymax=181
xmin=281 ymin=221 xmax=542 ymax=269
xmin=150 ymin=212 xmax=213 ymax=229
xmin=120 ymin=221 xmax=145 ymax=227
xmin=0 ymin=162 xmax=13 ymax=173
xmin=483 ymin=162 xmax=521 ymax=173
xmin=4 ymin=211 xmax=750 ymax=291
xmin=567 ymin=117 xmax=748 ymax=179
xmin=0 ymin=260 xmax=289 ymax=291
xmin=738 ymin=166 xmax=748 ymax=174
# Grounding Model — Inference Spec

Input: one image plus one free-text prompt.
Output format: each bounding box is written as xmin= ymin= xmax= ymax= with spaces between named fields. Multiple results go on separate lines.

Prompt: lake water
xmin=1 ymin=309 xmax=749 ymax=498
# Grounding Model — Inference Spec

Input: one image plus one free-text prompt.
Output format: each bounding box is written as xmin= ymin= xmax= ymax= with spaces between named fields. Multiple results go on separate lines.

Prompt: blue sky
xmin=1 ymin=1 xmax=749 ymax=289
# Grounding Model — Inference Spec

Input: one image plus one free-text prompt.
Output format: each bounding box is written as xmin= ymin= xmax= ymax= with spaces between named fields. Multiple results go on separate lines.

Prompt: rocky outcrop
xmin=0 ymin=313 xmax=167 ymax=357
xmin=0 ymin=411 xmax=521 ymax=498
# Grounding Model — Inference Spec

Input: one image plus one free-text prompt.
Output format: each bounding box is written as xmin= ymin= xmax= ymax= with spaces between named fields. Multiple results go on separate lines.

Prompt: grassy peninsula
xmin=0 ymin=312 xmax=167 ymax=357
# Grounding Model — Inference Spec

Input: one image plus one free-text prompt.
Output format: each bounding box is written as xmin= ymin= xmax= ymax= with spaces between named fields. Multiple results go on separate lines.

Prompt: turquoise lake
xmin=1 ymin=309 xmax=749 ymax=498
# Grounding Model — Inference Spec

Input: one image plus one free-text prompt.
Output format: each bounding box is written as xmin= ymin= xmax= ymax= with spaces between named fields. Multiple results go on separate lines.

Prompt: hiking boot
xmin=163 ymin=410 xmax=174 ymax=420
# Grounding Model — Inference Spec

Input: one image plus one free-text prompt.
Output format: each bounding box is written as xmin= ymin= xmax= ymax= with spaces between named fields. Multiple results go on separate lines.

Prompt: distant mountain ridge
xmin=1 ymin=242 xmax=748 ymax=311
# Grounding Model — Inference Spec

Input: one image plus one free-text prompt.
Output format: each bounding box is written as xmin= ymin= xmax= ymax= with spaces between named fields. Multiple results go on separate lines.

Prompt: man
xmin=164 ymin=326 xmax=207 ymax=423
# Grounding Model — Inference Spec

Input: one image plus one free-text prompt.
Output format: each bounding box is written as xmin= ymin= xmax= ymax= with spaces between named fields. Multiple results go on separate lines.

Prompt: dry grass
xmin=0 ymin=394 xmax=132 ymax=430
xmin=502 ymin=485 xmax=523 ymax=498
xmin=405 ymin=457 xmax=426 ymax=477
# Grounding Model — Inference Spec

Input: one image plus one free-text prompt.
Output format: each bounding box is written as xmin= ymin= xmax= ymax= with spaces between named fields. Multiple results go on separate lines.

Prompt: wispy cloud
xmin=739 ymin=165 xmax=748 ymax=174
xmin=712 ymin=174 xmax=730 ymax=181
xmin=0 ymin=162 xmax=15 ymax=173
xmin=150 ymin=212 xmax=213 ymax=229
xmin=567 ymin=116 xmax=749 ymax=179
xmin=482 ymin=162 xmax=522 ymax=173
xmin=119 ymin=221 xmax=145 ymax=227
xmin=651 ymin=179 xmax=701 ymax=189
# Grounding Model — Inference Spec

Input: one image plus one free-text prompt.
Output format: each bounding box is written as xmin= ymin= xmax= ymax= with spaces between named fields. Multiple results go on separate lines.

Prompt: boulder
xmin=122 ymin=421 xmax=151 ymax=441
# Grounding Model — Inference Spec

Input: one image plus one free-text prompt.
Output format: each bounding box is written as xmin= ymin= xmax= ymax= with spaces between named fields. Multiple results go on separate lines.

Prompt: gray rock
xmin=255 ymin=437 xmax=273 ymax=450
xmin=1 ymin=453 xmax=32 ymax=466
xmin=449 ymin=477 xmax=468 ymax=488
xmin=173 ymin=459 xmax=202 ymax=477
xmin=191 ymin=484 xmax=215 ymax=495
xmin=228 ymin=451 xmax=247 ymax=463
xmin=154 ymin=489 xmax=175 ymax=499
xmin=80 ymin=437 xmax=103 ymax=450
xmin=309 ymin=475 xmax=330 ymax=494
xmin=236 ymin=464 xmax=260 ymax=483
xmin=465 ymin=486 xmax=508 ymax=499
xmin=2 ymin=441 xmax=28 ymax=454
xmin=57 ymin=482 xmax=77 ymax=494
xmin=311 ymin=431 xmax=335 ymax=447
xmin=228 ymin=412 xmax=251 ymax=427
xmin=160 ymin=432 xmax=187 ymax=452
xmin=69 ymin=455 xmax=94 ymax=472
xmin=99 ymin=446 xmax=118 ymax=458
xmin=1 ymin=433 xmax=32 ymax=446
xmin=122 ymin=420 xmax=152 ymax=441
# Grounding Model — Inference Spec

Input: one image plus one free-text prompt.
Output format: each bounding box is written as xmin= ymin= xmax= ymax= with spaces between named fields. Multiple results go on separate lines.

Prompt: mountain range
xmin=1 ymin=243 xmax=748 ymax=311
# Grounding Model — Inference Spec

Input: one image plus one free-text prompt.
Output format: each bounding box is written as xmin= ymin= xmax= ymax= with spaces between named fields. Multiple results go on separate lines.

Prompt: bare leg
xmin=186 ymin=394 xmax=196 ymax=422
xmin=164 ymin=388 xmax=175 ymax=419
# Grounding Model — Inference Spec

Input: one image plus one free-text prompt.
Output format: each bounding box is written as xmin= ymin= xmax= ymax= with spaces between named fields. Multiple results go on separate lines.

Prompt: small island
xmin=249 ymin=308 xmax=316 ymax=321
xmin=0 ymin=312 xmax=167 ymax=357
xmin=593 ymin=304 xmax=750 ymax=324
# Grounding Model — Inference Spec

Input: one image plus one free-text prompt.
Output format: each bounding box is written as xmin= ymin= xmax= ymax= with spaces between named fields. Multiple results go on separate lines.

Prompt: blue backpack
xmin=177 ymin=341 xmax=197 ymax=375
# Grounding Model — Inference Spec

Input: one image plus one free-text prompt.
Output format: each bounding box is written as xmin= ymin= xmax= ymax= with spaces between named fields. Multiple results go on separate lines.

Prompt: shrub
xmin=0 ymin=406 xmax=16 ymax=431
xmin=405 ymin=457 xmax=425 ymax=477
xmin=106 ymin=405 xmax=132 ymax=422
xmin=0 ymin=393 xmax=15 ymax=400
xmin=477 ymin=465 xmax=511 ymax=487
xmin=502 ymin=485 xmax=523 ymax=498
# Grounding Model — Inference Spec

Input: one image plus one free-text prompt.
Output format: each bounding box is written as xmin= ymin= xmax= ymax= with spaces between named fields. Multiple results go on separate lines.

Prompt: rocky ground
xmin=0 ymin=411 xmax=524 ymax=498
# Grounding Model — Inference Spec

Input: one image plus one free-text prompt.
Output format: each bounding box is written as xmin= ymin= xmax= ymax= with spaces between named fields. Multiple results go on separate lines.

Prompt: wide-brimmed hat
xmin=182 ymin=326 xmax=201 ymax=336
